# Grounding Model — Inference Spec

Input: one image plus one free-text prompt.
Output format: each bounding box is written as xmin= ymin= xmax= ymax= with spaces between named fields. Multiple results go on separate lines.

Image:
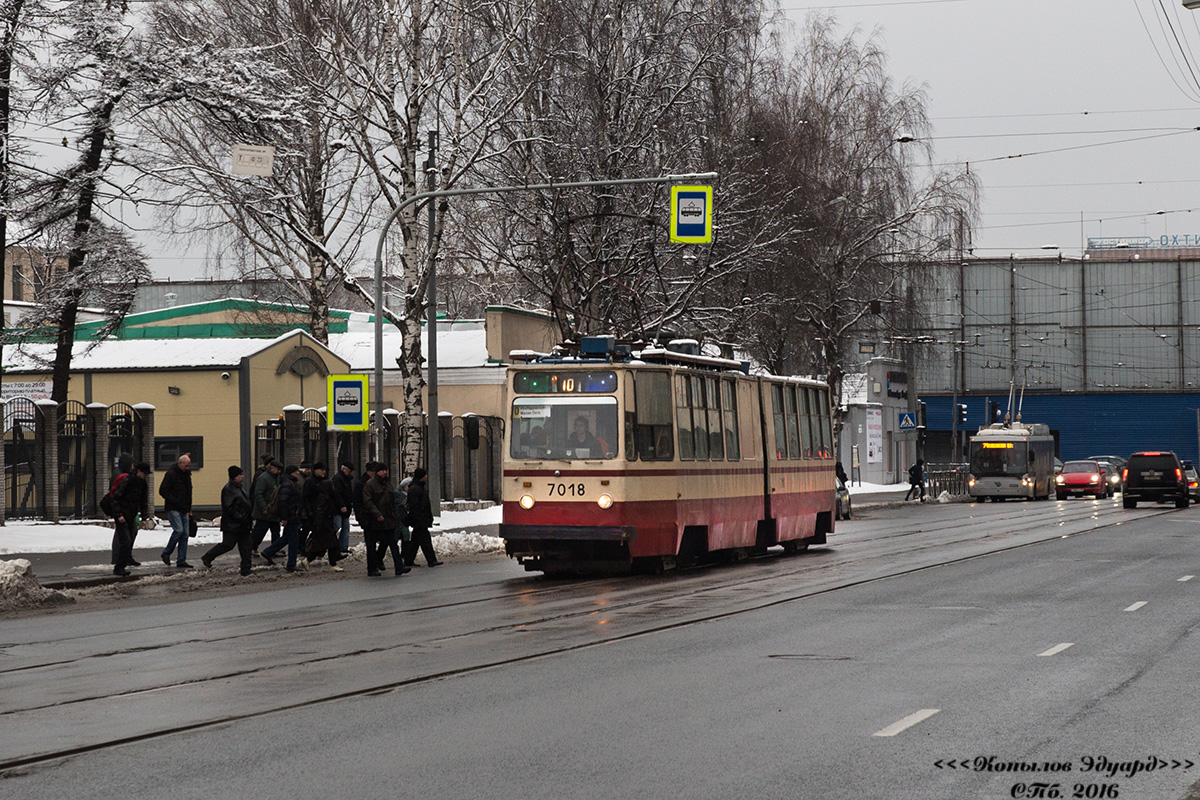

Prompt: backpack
xmin=264 ymin=484 xmax=282 ymax=519
xmin=100 ymin=473 xmax=128 ymax=517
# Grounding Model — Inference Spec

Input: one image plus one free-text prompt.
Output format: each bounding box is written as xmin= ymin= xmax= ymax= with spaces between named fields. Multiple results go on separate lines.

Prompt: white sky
xmin=781 ymin=0 xmax=1200 ymax=259
xmin=136 ymin=0 xmax=1200 ymax=277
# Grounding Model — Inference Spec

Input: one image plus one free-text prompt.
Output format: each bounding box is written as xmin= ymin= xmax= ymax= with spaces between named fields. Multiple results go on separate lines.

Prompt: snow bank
xmin=0 ymin=559 xmax=73 ymax=611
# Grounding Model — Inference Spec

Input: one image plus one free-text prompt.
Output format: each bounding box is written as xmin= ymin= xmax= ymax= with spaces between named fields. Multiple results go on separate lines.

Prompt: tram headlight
xmin=597 ymin=493 xmax=614 ymax=510
xmin=519 ymin=494 xmax=535 ymax=510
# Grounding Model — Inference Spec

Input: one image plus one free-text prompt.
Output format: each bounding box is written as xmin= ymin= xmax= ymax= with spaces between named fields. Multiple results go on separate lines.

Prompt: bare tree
xmin=722 ymin=17 xmax=977 ymax=420
xmin=140 ymin=0 xmax=377 ymax=344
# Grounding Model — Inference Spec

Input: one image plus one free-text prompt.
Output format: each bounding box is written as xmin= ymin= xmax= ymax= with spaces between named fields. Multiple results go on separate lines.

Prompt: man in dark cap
xmin=202 ymin=465 xmax=254 ymax=575
xmin=250 ymin=459 xmax=283 ymax=552
xmin=361 ymin=462 xmax=399 ymax=577
xmin=403 ymin=467 xmax=441 ymax=567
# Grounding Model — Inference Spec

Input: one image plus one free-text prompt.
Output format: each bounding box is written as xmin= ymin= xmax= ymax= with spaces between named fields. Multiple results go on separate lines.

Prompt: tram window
xmin=706 ymin=376 xmax=724 ymax=460
xmin=772 ymin=384 xmax=787 ymax=459
xmin=785 ymin=386 xmax=801 ymax=460
xmin=510 ymin=397 xmax=618 ymax=460
xmin=800 ymin=388 xmax=815 ymax=458
xmin=722 ymin=379 xmax=740 ymax=460
xmin=633 ymin=371 xmax=673 ymax=460
xmin=817 ymin=389 xmax=832 ymax=457
xmin=691 ymin=376 xmax=709 ymax=460
xmin=676 ymin=375 xmax=694 ymax=460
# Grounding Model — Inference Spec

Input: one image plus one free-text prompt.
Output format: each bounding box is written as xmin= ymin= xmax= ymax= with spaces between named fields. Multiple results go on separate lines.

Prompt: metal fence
xmin=924 ymin=462 xmax=969 ymax=497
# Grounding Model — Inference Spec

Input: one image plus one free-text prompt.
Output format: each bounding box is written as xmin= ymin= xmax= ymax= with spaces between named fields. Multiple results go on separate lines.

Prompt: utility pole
xmin=425 ymin=130 xmax=441 ymax=517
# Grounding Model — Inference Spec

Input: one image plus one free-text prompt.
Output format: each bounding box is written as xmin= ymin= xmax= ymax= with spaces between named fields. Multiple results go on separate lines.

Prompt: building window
xmin=155 ymin=437 xmax=203 ymax=471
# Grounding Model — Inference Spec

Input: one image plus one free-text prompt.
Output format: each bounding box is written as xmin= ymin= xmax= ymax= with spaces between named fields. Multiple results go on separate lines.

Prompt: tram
xmin=966 ymin=422 xmax=1055 ymax=501
xmin=499 ymin=337 xmax=838 ymax=575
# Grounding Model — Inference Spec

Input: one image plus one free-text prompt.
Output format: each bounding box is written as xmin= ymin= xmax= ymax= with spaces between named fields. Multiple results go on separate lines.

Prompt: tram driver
xmin=566 ymin=416 xmax=602 ymax=458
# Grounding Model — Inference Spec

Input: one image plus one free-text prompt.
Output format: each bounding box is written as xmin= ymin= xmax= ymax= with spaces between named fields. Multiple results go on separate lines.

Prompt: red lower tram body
xmin=500 ymin=464 xmax=834 ymax=575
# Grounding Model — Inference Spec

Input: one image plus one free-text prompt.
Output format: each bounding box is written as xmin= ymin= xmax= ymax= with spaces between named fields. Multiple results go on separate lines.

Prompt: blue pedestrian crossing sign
xmin=328 ymin=374 xmax=369 ymax=431
xmin=670 ymin=185 xmax=713 ymax=243
xmin=898 ymin=411 xmax=917 ymax=430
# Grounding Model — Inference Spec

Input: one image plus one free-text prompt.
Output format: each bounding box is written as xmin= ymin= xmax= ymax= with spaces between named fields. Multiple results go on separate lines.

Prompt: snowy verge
xmin=0 ymin=559 xmax=73 ymax=611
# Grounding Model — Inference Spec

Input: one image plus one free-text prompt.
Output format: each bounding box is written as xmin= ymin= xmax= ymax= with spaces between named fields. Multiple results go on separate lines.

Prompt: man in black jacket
xmin=331 ymin=462 xmax=355 ymax=556
xmin=159 ymin=454 xmax=195 ymax=569
xmin=202 ymin=466 xmax=255 ymax=575
xmin=361 ymin=463 xmax=398 ymax=577
xmin=402 ymin=468 xmax=441 ymax=568
xmin=111 ymin=462 xmax=149 ymax=576
xmin=260 ymin=465 xmax=304 ymax=572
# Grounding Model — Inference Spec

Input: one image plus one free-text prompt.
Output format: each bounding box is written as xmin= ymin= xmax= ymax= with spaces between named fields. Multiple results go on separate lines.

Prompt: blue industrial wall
xmin=922 ymin=393 xmax=1200 ymax=464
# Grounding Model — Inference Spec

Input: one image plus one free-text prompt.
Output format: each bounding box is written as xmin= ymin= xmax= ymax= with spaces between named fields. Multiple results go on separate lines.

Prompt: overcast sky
xmin=782 ymin=0 xmax=1200 ymax=259
xmin=140 ymin=0 xmax=1200 ymax=279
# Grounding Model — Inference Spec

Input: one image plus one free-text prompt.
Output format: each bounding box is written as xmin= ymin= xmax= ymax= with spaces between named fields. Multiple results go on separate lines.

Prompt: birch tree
xmin=141 ymin=0 xmax=375 ymax=343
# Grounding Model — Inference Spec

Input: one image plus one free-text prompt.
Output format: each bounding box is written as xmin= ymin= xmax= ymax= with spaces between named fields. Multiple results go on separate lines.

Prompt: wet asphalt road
xmin=6 ymin=497 xmax=1200 ymax=799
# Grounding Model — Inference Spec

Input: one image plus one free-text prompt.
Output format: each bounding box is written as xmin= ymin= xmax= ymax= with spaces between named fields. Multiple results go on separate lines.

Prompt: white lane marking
xmin=873 ymin=709 xmax=940 ymax=737
xmin=1180 ymin=575 xmax=1195 ymax=582
xmin=1037 ymin=643 xmax=1074 ymax=657
xmin=1124 ymin=601 xmax=1148 ymax=612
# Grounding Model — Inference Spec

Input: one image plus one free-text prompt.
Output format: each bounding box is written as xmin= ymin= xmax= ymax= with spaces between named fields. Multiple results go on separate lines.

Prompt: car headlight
xmin=597 ymin=493 xmax=614 ymax=509
xmin=1055 ymin=475 xmax=1064 ymax=484
xmin=519 ymin=494 xmax=535 ymax=510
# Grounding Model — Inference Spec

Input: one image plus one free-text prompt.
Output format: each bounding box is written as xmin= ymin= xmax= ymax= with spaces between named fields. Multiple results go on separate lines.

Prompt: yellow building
xmin=2 ymin=330 xmax=349 ymax=509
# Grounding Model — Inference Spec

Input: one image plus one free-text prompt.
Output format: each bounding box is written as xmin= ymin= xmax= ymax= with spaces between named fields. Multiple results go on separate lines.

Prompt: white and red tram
xmin=499 ymin=338 xmax=838 ymax=575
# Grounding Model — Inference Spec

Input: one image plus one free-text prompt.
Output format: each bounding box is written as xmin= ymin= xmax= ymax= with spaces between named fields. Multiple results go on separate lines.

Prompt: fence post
xmin=134 ymin=404 xmax=156 ymax=519
xmin=87 ymin=403 xmax=108 ymax=516
xmin=35 ymin=400 xmax=59 ymax=523
xmin=0 ymin=399 xmax=6 ymax=526
xmin=283 ymin=405 xmax=305 ymax=467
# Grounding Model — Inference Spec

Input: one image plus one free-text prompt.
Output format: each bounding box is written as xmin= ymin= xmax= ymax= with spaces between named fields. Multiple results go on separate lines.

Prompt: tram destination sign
xmin=514 ymin=371 xmax=617 ymax=394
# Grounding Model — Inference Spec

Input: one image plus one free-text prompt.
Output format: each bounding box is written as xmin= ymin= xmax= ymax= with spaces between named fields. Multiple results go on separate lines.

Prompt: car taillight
xmin=1177 ymin=468 xmax=1183 ymax=482
xmin=1122 ymin=468 xmax=1128 ymax=481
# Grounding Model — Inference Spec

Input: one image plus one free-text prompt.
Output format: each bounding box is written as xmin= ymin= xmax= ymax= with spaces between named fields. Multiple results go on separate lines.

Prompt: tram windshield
xmin=969 ymin=441 xmax=1029 ymax=476
xmin=511 ymin=397 xmax=619 ymax=460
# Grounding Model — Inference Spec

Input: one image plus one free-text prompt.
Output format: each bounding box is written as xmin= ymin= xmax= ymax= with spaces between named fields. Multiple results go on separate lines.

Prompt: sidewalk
xmin=1 ymin=506 xmax=504 ymax=587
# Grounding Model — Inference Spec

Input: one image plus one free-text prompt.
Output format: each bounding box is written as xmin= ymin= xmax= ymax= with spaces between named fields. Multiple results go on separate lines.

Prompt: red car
xmin=1056 ymin=460 xmax=1109 ymax=500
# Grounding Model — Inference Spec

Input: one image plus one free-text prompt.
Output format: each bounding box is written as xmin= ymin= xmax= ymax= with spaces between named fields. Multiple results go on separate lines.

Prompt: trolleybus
xmin=966 ymin=422 xmax=1055 ymax=501
xmin=499 ymin=337 xmax=838 ymax=575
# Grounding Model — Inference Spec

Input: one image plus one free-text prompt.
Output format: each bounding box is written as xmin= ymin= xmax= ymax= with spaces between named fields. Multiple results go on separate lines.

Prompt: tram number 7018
xmin=548 ymin=482 xmax=587 ymax=497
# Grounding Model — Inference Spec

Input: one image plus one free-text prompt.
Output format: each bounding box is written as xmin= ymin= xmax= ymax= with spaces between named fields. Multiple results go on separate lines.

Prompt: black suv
xmin=1123 ymin=451 xmax=1189 ymax=509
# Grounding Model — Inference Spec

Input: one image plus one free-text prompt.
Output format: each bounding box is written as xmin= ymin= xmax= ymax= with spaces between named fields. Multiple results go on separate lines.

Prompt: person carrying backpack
xmin=111 ymin=462 xmax=149 ymax=576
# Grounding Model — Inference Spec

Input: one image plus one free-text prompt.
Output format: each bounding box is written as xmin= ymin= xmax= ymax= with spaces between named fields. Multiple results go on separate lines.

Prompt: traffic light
xmin=917 ymin=400 xmax=927 ymax=428
xmin=987 ymin=400 xmax=1002 ymax=424
xmin=956 ymin=403 xmax=968 ymax=426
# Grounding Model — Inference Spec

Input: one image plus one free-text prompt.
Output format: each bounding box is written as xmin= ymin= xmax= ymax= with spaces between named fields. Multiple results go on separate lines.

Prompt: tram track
xmin=0 ymin=499 xmax=1178 ymax=776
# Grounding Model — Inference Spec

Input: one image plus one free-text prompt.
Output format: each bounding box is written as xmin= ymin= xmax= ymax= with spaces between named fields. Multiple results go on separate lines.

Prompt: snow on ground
xmin=0 ymin=559 xmax=72 ymax=611
xmin=0 ymin=504 xmax=504 ymax=555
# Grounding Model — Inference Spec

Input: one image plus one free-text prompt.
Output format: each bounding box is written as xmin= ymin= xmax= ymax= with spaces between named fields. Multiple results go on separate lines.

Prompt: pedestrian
xmin=260 ymin=464 xmax=304 ymax=572
xmin=393 ymin=476 xmax=412 ymax=551
xmin=331 ymin=461 xmax=355 ymax=556
xmin=111 ymin=462 xmax=149 ymax=576
xmin=351 ymin=461 xmax=376 ymax=534
xmin=202 ymin=466 xmax=255 ymax=576
xmin=362 ymin=461 xmax=402 ymax=577
xmin=836 ymin=461 xmax=849 ymax=485
xmin=905 ymin=458 xmax=926 ymax=501
xmin=403 ymin=467 xmax=442 ymax=568
xmin=250 ymin=459 xmax=283 ymax=552
xmin=302 ymin=463 xmax=344 ymax=570
xmin=159 ymin=453 xmax=195 ymax=569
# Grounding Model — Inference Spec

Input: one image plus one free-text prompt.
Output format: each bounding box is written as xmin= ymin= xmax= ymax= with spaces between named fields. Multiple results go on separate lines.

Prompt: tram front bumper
xmin=499 ymin=524 xmax=637 ymax=543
